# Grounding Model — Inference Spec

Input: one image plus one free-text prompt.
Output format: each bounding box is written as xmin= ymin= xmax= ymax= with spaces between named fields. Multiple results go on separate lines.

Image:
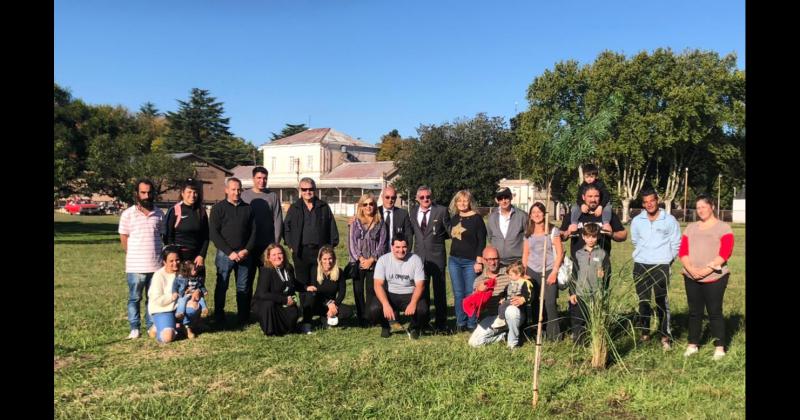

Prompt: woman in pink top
xmin=678 ymin=195 xmax=734 ymax=360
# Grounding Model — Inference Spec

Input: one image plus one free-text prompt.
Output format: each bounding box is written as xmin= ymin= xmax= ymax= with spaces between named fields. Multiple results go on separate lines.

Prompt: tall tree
xmin=54 ymin=83 xmax=92 ymax=198
xmin=164 ymin=88 xmax=235 ymax=167
xmin=395 ymin=114 xmax=515 ymax=206
xmin=270 ymin=123 xmax=308 ymax=141
xmin=376 ymin=129 xmax=414 ymax=162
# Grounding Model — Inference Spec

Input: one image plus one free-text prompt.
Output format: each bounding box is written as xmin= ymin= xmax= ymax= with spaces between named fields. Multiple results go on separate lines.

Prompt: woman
xmin=521 ymin=202 xmax=564 ymax=341
xmin=301 ymin=246 xmax=354 ymax=330
xmin=448 ymin=190 xmax=487 ymax=333
xmin=162 ymin=179 xmax=209 ymax=278
xmin=147 ymin=246 xmax=202 ymax=342
xmin=251 ymin=244 xmax=304 ymax=336
xmin=679 ymin=195 xmax=734 ymax=360
xmin=348 ymin=193 xmax=386 ymax=324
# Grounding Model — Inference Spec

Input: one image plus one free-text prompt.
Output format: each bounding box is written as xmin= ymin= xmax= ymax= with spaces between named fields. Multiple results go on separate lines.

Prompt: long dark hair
xmin=181 ymin=178 xmax=206 ymax=219
xmin=524 ymin=202 xmax=548 ymax=238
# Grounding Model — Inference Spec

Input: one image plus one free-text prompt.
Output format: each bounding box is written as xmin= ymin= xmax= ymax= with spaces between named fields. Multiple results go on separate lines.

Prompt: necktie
xmin=420 ymin=211 xmax=428 ymax=231
xmin=385 ymin=210 xmax=392 ymax=241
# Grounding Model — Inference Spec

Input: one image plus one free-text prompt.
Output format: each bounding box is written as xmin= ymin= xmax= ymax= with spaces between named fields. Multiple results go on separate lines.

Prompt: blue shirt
xmin=630 ymin=209 xmax=681 ymax=265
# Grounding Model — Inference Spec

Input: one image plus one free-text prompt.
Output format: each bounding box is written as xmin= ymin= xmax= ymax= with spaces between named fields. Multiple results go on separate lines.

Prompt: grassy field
xmin=54 ymin=212 xmax=745 ymax=418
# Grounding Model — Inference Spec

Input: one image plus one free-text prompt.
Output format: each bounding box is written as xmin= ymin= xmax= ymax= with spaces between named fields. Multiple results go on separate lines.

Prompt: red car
xmin=64 ymin=201 xmax=100 ymax=215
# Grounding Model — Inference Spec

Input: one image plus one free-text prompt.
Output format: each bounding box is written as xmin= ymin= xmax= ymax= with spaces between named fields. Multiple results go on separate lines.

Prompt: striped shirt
xmin=119 ymin=205 xmax=164 ymax=273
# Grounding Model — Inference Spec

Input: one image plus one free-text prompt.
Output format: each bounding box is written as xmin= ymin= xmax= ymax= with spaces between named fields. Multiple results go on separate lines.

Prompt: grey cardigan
xmin=486 ymin=206 xmax=528 ymax=265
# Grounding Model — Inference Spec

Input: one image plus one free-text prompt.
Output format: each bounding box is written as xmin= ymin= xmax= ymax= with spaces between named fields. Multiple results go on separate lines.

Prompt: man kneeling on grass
xmin=369 ymin=235 xmax=428 ymax=339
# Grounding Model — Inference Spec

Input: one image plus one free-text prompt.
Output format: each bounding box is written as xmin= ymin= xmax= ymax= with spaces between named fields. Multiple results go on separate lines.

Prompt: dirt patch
xmin=54 ymin=354 xmax=95 ymax=372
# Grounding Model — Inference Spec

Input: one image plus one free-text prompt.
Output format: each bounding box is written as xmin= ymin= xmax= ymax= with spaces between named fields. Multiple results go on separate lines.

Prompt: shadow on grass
xmin=670 ymin=312 xmax=744 ymax=349
xmin=54 ymin=221 xmax=120 ymax=245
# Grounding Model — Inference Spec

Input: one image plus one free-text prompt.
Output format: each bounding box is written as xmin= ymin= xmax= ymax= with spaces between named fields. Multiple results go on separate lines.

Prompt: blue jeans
xmin=152 ymin=311 xmax=176 ymax=343
xmin=214 ymin=250 xmax=251 ymax=316
xmin=126 ymin=273 xmax=154 ymax=330
xmin=449 ymin=256 xmax=479 ymax=328
xmin=176 ymin=295 xmax=207 ymax=319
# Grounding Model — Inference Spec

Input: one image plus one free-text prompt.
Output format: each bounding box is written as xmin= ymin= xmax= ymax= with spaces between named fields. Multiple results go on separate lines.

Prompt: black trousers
xmin=247 ymin=244 xmax=269 ymax=294
xmin=301 ymin=292 xmax=353 ymax=324
xmin=351 ymin=266 xmax=375 ymax=321
xmin=528 ymin=268 xmax=560 ymax=341
xmin=569 ymin=296 xmax=589 ymax=343
xmin=369 ymin=291 xmax=429 ymax=330
xmin=634 ymin=263 xmax=671 ymax=337
xmin=423 ymin=260 xmax=447 ymax=328
xmin=684 ymin=274 xmax=729 ymax=347
xmin=292 ymin=245 xmax=320 ymax=287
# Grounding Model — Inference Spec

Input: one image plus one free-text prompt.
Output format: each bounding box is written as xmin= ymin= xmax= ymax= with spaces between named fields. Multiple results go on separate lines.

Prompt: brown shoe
xmin=661 ymin=337 xmax=671 ymax=351
xmin=147 ymin=326 xmax=157 ymax=338
xmin=201 ymin=308 xmax=209 ymax=318
xmin=186 ymin=327 xmax=196 ymax=339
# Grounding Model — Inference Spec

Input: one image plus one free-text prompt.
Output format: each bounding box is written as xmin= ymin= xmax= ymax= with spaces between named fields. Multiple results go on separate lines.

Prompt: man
xmin=209 ymin=177 xmax=257 ymax=326
xmin=241 ymin=166 xmax=283 ymax=289
xmin=468 ymin=247 xmax=525 ymax=348
xmin=283 ymin=178 xmax=339 ymax=332
xmin=377 ymin=185 xmax=413 ymax=253
xmin=118 ymin=179 xmax=164 ymax=339
xmin=630 ymin=187 xmax=681 ymax=350
xmin=369 ymin=235 xmax=429 ymax=339
xmin=486 ymin=187 xmax=528 ymax=267
xmin=409 ymin=185 xmax=451 ymax=333
xmin=560 ymin=184 xmax=628 ymax=265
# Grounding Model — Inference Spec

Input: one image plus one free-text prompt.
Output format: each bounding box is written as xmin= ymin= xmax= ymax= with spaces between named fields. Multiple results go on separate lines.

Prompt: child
xmin=568 ymin=223 xmax=608 ymax=343
xmin=462 ymin=277 xmax=497 ymax=320
xmin=491 ymin=261 xmax=532 ymax=329
xmin=173 ymin=260 xmax=209 ymax=322
xmin=570 ymin=163 xmax=613 ymax=234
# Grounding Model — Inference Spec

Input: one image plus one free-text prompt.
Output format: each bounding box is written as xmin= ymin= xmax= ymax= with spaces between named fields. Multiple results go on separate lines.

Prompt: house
xmin=258 ymin=128 xmax=401 ymax=215
xmin=159 ymin=153 xmax=233 ymax=204
xmin=732 ymin=185 xmax=745 ymax=223
xmin=497 ymin=178 xmax=556 ymax=218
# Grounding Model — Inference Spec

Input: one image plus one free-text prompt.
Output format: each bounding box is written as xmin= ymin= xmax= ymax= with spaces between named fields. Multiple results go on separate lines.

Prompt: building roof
xmin=261 ymin=128 xmax=375 ymax=149
xmin=321 ymin=161 xmax=397 ymax=180
xmin=170 ymin=153 xmax=234 ymax=175
xmin=230 ymin=165 xmax=256 ymax=181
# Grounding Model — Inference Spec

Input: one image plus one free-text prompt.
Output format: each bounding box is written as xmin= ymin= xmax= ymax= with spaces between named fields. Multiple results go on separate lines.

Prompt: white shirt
xmin=498 ymin=207 xmax=514 ymax=239
xmin=416 ymin=207 xmax=430 ymax=226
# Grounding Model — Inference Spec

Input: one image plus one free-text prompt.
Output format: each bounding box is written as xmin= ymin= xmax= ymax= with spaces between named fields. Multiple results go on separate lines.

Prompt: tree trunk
xmin=621 ymin=199 xmax=631 ymax=223
xmin=663 ymin=199 xmax=673 ymax=214
xmin=614 ymin=158 xmax=650 ymax=224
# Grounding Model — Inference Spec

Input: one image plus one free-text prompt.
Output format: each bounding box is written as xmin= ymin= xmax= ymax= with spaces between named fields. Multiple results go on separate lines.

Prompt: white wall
xmin=261 ymin=144 xmax=323 ymax=186
xmin=732 ymin=199 xmax=745 ymax=223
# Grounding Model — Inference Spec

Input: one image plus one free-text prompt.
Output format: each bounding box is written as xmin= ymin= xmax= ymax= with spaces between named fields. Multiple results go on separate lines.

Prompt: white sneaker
xmin=127 ymin=329 xmax=140 ymax=339
xmin=491 ymin=318 xmax=506 ymax=330
xmin=300 ymin=323 xmax=313 ymax=335
xmin=712 ymin=349 xmax=726 ymax=360
xmin=683 ymin=346 xmax=698 ymax=357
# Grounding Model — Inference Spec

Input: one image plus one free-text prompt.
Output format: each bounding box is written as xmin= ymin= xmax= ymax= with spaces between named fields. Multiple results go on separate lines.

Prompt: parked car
xmin=64 ymin=201 xmax=101 ymax=215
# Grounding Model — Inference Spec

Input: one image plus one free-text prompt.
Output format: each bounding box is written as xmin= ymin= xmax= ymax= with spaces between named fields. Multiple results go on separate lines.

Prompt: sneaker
xmin=712 ymin=349 xmax=726 ymax=360
xmin=186 ymin=327 xmax=196 ymax=339
xmin=409 ymin=329 xmax=420 ymax=340
xmin=491 ymin=318 xmax=507 ymax=330
xmin=200 ymin=308 xmax=209 ymax=318
xmin=127 ymin=329 xmax=140 ymax=339
xmin=147 ymin=326 xmax=157 ymax=338
xmin=389 ymin=321 xmax=404 ymax=333
xmin=683 ymin=346 xmax=699 ymax=357
xmin=661 ymin=338 xmax=672 ymax=351
xmin=381 ymin=327 xmax=391 ymax=338
xmin=640 ymin=334 xmax=651 ymax=343
xmin=300 ymin=323 xmax=313 ymax=335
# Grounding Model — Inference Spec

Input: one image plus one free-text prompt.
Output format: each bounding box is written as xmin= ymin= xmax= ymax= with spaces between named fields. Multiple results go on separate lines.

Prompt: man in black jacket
xmin=377 ymin=185 xmax=413 ymax=253
xmin=209 ymin=177 xmax=257 ymax=327
xmin=283 ymin=178 xmax=339 ymax=332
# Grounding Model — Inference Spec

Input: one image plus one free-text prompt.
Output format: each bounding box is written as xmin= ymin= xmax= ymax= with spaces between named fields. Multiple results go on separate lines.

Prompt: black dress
xmin=251 ymin=265 xmax=303 ymax=336
xmin=301 ymin=267 xmax=353 ymax=322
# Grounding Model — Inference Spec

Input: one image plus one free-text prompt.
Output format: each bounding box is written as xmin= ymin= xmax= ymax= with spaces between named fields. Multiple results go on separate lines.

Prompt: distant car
xmin=64 ymin=201 xmax=101 ymax=215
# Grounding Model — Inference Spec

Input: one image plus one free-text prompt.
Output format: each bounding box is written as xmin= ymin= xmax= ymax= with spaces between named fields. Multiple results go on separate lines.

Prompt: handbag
xmin=551 ymin=227 xmax=572 ymax=290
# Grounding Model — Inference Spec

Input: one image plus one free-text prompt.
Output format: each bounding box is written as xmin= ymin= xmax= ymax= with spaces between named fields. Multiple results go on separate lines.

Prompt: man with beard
xmin=118 ymin=179 xmax=165 ymax=339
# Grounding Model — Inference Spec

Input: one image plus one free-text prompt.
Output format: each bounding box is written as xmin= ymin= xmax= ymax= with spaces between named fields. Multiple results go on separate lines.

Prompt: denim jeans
xmin=179 ymin=302 xmax=201 ymax=328
xmin=468 ymin=305 xmax=524 ymax=348
xmin=152 ymin=311 xmax=176 ymax=343
xmin=126 ymin=272 xmax=154 ymax=330
xmin=176 ymin=295 xmax=207 ymax=318
xmin=214 ymin=250 xmax=251 ymax=316
xmin=448 ymin=256 xmax=479 ymax=328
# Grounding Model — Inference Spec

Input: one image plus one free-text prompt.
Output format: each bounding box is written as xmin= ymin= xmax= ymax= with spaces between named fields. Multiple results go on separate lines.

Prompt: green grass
xmin=54 ymin=212 xmax=745 ymax=418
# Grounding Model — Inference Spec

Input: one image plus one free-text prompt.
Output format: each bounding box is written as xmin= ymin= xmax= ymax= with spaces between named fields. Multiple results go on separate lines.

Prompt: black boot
xmin=236 ymin=291 xmax=252 ymax=327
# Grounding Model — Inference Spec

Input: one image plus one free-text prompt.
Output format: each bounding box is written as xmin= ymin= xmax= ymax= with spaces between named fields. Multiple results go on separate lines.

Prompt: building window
xmin=307 ymin=155 xmax=313 ymax=170
xmin=271 ymin=156 xmax=276 ymax=173
xmin=289 ymin=156 xmax=295 ymax=172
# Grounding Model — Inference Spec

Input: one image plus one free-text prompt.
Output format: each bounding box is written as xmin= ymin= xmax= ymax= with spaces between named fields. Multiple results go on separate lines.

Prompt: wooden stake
xmin=532 ymin=182 xmax=551 ymax=408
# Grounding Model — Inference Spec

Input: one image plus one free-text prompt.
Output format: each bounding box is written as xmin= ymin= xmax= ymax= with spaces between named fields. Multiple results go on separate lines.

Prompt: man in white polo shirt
xmin=118 ymin=179 xmax=164 ymax=339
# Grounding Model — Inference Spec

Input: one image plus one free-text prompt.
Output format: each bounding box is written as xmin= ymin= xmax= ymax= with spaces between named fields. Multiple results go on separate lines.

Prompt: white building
xmin=252 ymin=128 xmax=401 ymax=214
xmin=732 ymin=186 xmax=745 ymax=223
xmin=497 ymin=178 xmax=557 ymax=218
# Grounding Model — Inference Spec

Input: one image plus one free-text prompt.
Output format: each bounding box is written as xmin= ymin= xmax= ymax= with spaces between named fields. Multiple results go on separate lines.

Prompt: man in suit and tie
xmin=377 ymin=185 xmax=414 ymax=254
xmin=486 ymin=187 xmax=528 ymax=267
xmin=410 ymin=185 xmax=451 ymax=333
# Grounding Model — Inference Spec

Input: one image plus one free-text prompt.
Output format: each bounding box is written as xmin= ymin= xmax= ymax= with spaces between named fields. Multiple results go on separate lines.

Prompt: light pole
xmin=682 ymin=167 xmax=688 ymax=222
xmin=717 ymin=173 xmax=722 ymax=218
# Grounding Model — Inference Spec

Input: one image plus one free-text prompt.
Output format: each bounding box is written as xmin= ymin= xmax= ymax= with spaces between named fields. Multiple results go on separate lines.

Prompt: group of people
xmin=118 ymin=164 xmax=734 ymax=359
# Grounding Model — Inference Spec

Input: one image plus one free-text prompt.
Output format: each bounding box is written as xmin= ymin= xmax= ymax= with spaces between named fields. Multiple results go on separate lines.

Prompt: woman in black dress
xmin=251 ymin=244 xmax=303 ymax=336
xmin=301 ymin=246 xmax=353 ymax=331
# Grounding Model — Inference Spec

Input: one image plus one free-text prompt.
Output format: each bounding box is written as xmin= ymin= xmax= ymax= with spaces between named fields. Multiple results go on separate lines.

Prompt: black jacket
xmin=283 ymin=198 xmax=339 ymax=254
xmin=377 ymin=205 xmax=414 ymax=252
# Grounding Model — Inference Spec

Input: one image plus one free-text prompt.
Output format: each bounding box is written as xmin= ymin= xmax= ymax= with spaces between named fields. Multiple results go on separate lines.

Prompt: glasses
xmin=418 ymin=195 xmax=431 ymax=200
xmin=484 ymin=257 xmax=499 ymax=261
xmin=496 ymin=196 xmax=511 ymax=201
xmin=361 ymin=202 xmax=376 ymax=207
xmin=300 ymin=188 xmax=315 ymax=192
xmin=384 ymin=195 xmax=397 ymax=200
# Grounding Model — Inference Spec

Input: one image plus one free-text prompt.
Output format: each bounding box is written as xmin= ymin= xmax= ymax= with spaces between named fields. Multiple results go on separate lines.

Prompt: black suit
xmin=410 ymin=203 xmax=451 ymax=328
xmin=378 ymin=205 xmax=414 ymax=252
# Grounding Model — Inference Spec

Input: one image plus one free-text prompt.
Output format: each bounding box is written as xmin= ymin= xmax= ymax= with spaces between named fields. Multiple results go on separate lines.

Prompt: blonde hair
xmin=448 ymin=189 xmax=478 ymax=216
xmin=315 ymin=246 xmax=340 ymax=283
xmin=262 ymin=243 xmax=288 ymax=269
xmin=356 ymin=193 xmax=382 ymax=227
xmin=506 ymin=260 xmax=527 ymax=278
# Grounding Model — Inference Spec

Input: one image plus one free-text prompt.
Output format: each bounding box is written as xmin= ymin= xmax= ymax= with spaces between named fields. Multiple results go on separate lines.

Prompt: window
xmin=271 ymin=157 xmax=276 ymax=172
xmin=289 ymin=156 xmax=295 ymax=172
xmin=307 ymin=155 xmax=313 ymax=170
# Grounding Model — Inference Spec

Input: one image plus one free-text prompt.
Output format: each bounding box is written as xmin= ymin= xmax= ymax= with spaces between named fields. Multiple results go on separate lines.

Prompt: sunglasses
xmin=384 ymin=195 xmax=397 ymax=200
xmin=361 ymin=202 xmax=376 ymax=207
xmin=496 ymin=196 xmax=511 ymax=201
xmin=418 ymin=195 xmax=431 ymax=200
xmin=300 ymin=188 xmax=315 ymax=192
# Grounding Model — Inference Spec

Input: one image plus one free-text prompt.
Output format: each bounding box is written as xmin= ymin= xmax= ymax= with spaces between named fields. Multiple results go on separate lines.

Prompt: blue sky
xmin=54 ymin=0 xmax=745 ymax=147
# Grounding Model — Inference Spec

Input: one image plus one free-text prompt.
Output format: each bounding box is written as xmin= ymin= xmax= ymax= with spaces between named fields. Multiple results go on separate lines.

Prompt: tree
xmin=395 ymin=114 xmax=515 ymax=206
xmin=164 ymin=88 xmax=235 ymax=167
xmin=376 ymin=129 xmax=414 ymax=162
xmin=54 ymin=83 xmax=92 ymax=198
xmin=270 ymin=123 xmax=308 ymax=141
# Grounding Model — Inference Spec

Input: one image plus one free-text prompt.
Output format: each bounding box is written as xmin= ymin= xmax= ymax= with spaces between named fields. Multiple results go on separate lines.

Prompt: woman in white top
xmin=148 ymin=246 xmax=202 ymax=342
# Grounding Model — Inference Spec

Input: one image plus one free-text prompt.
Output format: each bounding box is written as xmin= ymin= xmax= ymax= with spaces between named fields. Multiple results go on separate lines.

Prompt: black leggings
xmin=527 ymin=268 xmax=560 ymax=340
xmin=634 ymin=263 xmax=671 ymax=337
xmin=684 ymin=274 xmax=729 ymax=347
xmin=351 ymin=266 xmax=375 ymax=321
